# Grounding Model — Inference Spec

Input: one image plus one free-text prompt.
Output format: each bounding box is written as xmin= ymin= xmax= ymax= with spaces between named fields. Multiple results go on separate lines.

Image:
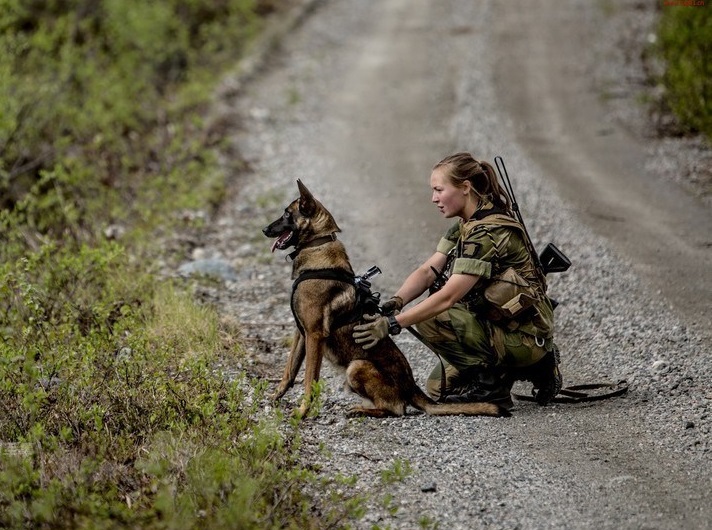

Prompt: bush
xmin=0 ymin=249 xmax=324 ymax=527
xmin=0 ymin=0 xmax=262 ymax=232
xmin=658 ymin=6 xmax=712 ymax=139
xmin=0 ymin=1 xmax=366 ymax=527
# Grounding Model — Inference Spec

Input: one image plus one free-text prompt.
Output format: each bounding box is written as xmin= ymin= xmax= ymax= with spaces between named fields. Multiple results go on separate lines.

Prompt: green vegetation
xmin=379 ymin=458 xmax=413 ymax=486
xmin=0 ymin=0 xmax=364 ymax=527
xmin=657 ymin=6 xmax=712 ymax=139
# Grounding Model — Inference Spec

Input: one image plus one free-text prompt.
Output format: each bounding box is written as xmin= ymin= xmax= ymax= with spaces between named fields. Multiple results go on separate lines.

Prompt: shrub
xmin=658 ymin=6 xmax=712 ymax=139
xmin=0 ymin=1 xmax=366 ymax=527
xmin=0 ymin=249 xmax=323 ymax=528
xmin=0 ymin=0 xmax=262 ymax=233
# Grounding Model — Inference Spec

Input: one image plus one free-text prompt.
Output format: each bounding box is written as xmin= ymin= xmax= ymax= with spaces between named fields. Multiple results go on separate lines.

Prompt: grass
xmin=0 ymin=1 xmax=367 ymax=527
xmin=657 ymin=5 xmax=712 ymax=139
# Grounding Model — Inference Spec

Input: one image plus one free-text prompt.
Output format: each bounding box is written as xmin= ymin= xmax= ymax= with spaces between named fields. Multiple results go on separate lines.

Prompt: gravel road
xmin=191 ymin=1 xmax=712 ymax=528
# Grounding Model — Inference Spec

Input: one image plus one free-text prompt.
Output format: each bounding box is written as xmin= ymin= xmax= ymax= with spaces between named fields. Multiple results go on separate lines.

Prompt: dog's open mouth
xmin=271 ymin=230 xmax=295 ymax=252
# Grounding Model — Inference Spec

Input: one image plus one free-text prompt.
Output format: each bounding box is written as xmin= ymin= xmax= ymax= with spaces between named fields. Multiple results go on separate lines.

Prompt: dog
xmin=262 ymin=180 xmax=507 ymax=419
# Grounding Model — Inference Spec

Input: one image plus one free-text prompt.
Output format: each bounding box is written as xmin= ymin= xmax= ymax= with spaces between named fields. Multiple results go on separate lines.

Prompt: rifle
xmin=494 ymin=156 xmax=571 ymax=280
xmin=353 ymin=265 xmax=383 ymax=315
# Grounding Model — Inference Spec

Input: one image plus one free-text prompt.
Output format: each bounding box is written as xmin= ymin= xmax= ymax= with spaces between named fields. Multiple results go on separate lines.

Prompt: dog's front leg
xmin=273 ymin=329 xmax=305 ymax=401
xmin=298 ymin=333 xmax=324 ymax=418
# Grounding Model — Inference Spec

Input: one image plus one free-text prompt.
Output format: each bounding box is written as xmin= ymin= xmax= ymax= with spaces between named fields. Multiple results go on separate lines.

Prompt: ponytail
xmin=433 ymin=153 xmax=512 ymax=213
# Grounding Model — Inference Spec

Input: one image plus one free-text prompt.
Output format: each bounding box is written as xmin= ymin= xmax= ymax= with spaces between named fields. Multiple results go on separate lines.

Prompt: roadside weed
xmin=380 ymin=458 xmax=413 ymax=485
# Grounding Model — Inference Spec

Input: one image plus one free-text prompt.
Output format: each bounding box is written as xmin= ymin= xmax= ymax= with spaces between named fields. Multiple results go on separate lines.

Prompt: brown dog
xmin=263 ymin=180 xmax=507 ymax=419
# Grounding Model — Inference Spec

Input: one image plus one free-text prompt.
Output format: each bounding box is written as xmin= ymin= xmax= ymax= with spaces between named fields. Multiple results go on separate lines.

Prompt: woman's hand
xmin=352 ymin=314 xmax=390 ymax=350
xmin=380 ymin=296 xmax=403 ymax=315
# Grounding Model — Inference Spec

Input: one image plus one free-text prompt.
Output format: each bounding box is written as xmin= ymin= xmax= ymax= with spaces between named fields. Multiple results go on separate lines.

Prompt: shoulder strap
xmin=462 ymin=213 xmax=525 ymax=235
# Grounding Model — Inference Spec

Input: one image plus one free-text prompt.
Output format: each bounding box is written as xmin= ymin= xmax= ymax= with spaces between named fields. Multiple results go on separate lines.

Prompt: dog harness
xmin=290 ymin=268 xmax=358 ymax=336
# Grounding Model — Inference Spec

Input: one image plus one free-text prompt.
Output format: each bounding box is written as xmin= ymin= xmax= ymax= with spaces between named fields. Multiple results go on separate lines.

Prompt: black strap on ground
xmin=406 ymin=323 xmax=629 ymax=405
xmin=512 ymin=380 xmax=629 ymax=404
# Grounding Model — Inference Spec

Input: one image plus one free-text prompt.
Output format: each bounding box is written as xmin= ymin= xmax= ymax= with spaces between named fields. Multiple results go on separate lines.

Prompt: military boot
xmin=444 ymin=370 xmax=514 ymax=410
xmin=526 ymin=347 xmax=562 ymax=405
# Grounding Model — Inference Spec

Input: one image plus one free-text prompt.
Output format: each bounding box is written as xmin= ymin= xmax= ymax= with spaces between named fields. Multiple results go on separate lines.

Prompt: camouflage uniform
xmin=416 ymin=203 xmax=558 ymax=401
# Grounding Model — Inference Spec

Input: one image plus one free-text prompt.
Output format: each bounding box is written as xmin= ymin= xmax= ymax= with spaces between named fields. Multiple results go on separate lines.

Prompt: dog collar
xmin=288 ymin=233 xmax=337 ymax=261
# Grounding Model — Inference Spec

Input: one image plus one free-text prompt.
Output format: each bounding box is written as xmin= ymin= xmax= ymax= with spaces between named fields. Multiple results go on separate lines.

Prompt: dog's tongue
xmin=271 ymin=230 xmax=292 ymax=253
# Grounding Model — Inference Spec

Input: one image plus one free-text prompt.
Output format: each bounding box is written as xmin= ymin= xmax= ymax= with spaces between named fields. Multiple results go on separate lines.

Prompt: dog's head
xmin=263 ymin=180 xmax=341 ymax=252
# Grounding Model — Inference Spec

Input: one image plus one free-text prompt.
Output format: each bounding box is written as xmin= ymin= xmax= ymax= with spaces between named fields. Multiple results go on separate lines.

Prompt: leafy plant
xmin=379 ymin=458 xmax=413 ymax=485
xmin=657 ymin=6 xmax=712 ymax=139
xmin=0 ymin=1 xmax=368 ymax=527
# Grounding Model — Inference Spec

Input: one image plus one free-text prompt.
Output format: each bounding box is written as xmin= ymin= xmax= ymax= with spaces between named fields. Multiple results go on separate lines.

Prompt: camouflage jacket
xmin=436 ymin=204 xmax=554 ymax=339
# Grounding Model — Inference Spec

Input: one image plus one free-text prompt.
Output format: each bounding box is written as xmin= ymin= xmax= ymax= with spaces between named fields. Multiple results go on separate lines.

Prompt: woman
xmin=352 ymin=152 xmax=561 ymax=409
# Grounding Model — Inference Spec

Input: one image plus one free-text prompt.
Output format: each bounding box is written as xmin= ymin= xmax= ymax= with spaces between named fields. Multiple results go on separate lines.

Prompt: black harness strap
xmin=290 ymin=268 xmax=358 ymax=335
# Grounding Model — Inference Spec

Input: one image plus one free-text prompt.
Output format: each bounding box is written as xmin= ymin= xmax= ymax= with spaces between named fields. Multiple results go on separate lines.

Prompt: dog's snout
xmin=262 ymin=222 xmax=278 ymax=237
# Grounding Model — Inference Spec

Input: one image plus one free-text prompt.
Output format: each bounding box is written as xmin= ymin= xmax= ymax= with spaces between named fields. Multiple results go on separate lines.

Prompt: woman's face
xmin=430 ymin=166 xmax=471 ymax=219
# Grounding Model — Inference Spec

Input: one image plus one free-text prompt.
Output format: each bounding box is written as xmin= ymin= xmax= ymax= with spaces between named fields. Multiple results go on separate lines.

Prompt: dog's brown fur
xmin=263 ymin=180 xmax=507 ymax=419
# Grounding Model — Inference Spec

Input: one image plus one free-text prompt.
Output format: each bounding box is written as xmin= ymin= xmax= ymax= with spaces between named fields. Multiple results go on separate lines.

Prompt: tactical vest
xmin=456 ymin=212 xmax=554 ymax=339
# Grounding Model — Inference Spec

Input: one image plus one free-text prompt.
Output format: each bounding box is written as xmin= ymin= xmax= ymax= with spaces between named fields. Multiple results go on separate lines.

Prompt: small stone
xmin=104 ymin=224 xmax=125 ymax=240
xmin=178 ymin=259 xmax=237 ymax=281
xmin=420 ymin=482 xmax=437 ymax=493
xmin=651 ymin=360 xmax=670 ymax=374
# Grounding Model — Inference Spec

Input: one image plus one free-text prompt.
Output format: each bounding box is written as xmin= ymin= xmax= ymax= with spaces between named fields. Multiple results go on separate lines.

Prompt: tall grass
xmin=658 ymin=5 xmax=712 ymax=139
xmin=0 ymin=1 xmax=365 ymax=527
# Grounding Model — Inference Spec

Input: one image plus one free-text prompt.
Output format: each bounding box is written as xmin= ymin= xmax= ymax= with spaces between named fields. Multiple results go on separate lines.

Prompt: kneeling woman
xmin=353 ymin=152 xmax=561 ymax=409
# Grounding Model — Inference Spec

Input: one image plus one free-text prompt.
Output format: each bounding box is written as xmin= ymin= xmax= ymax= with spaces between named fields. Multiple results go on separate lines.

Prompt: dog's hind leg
xmin=345 ymin=360 xmax=406 ymax=417
xmin=273 ymin=329 xmax=305 ymax=401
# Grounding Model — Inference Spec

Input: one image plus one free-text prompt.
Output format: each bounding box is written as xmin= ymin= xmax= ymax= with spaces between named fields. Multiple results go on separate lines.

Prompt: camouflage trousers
xmin=415 ymin=303 xmax=551 ymax=400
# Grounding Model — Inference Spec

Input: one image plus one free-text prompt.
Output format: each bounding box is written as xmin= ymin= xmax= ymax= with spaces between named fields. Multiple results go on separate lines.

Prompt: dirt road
xmin=209 ymin=0 xmax=712 ymax=528
xmin=492 ymin=0 xmax=712 ymax=331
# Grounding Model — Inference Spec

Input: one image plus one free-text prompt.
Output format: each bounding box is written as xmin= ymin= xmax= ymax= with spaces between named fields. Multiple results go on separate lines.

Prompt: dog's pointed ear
xmin=297 ymin=179 xmax=317 ymax=216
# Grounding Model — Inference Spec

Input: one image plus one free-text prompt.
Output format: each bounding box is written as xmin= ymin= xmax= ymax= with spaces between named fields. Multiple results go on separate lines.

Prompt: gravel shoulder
xmin=193 ymin=1 xmax=712 ymax=528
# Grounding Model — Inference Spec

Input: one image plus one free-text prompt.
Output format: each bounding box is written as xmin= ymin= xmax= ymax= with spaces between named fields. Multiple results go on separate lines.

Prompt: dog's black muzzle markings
xmin=263 ymin=211 xmax=298 ymax=252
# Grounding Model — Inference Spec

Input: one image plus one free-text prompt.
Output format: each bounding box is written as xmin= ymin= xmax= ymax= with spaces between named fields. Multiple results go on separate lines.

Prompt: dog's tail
xmin=410 ymin=388 xmax=511 ymax=417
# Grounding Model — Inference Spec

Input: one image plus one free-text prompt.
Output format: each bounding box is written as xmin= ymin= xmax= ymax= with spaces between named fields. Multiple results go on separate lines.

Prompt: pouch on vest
xmin=483 ymin=267 xmax=538 ymax=320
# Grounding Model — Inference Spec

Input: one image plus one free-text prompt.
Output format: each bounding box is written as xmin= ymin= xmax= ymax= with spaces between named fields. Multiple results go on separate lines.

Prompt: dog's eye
xmin=283 ymin=211 xmax=292 ymax=219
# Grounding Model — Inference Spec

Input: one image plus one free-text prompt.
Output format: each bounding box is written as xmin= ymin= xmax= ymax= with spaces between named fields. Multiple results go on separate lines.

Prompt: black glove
xmin=352 ymin=314 xmax=389 ymax=350
xmin=380 ymin=295 xmax=404 ymax=316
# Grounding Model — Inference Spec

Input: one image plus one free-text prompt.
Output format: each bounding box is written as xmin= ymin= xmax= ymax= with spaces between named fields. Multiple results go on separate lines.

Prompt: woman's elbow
xmin=416 ymin=265 xmax=436 ymax=285
xmin=442 ymin=290 xmax=463 ymax=308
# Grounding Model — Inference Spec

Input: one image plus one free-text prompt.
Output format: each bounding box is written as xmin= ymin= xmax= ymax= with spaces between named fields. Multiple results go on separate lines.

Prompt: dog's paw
xmin=271 ymin=383 xmax=291 ymax=401
xmin=345 ymin=406 xmax=362 ymax=418
xmin=296 ymin=402 xmax=311 ymax=419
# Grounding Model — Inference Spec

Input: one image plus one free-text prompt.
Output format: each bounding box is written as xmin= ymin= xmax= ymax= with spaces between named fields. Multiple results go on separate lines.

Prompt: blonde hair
xmin=434 ymin=152 xmax=512 ymax=212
